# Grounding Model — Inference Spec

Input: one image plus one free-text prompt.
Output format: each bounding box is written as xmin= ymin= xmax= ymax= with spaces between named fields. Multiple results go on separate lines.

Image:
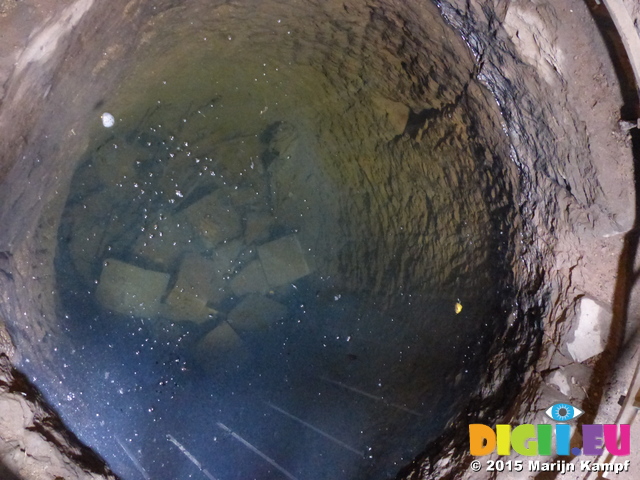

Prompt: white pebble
xmin=101 ymin=112 xmax=115 ymax=128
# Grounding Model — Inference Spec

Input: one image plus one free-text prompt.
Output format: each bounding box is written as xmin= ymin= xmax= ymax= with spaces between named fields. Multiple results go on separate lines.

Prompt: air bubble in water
xmin=101 ymin=112 xmax=115 ymax=128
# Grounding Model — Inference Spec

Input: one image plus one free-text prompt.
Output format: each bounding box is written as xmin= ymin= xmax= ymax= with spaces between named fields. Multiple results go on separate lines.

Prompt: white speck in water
xmin=101 ymin=112 xmax=115 ymax=128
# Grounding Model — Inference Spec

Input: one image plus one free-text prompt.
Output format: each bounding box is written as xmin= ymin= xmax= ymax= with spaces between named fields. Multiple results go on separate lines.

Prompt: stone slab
xmin=545 ymin=370 xmax=571 ymax=397
xmin=529 ymin=384 xmax=573 ymax=426
xmin=257 ymin=234 xmax=311 ymax=288
xmin=96 ymin=259 xmax=170 ymax=317
xmin=566 ymin=297 xmax=611 ymax=363
xmin=211 ymin=239 xmax=244 ymax=278
xmin=544 ymin=363 xmax=593 ymax=403
xmin=228 ymin=186 xmax=265 ymax=208
xmin=213 ymin=135 xmax=264 ymax=185
xmin=230 ymin=260 xmax=269 ymax=296
xmin=198 ymin=322 xmax=243 ymax=354
xmin=243 ymin=211 xmax=274 ymax=244
xmin=196 ymin=322 xmax=249 ymax=372
xmin=184 ymin=192 xmax=241 ymax=248
xmin=132 ymin=214 xmax=195 ymax=269
xmin=162 ymin=254 xmax=220 ymax=323
xmin=227 ymin=294 xmax=287 ymax=333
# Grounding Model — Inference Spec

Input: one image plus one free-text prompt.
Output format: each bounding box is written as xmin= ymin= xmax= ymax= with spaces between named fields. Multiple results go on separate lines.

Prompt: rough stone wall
xmin=0 ymin=0 xmax=188 ymax=375
xmin=0 ymin=323 xmax=117 ymax=480
xmin=396 ymin=0 xmax=636 ymax=478
xmin=619 ymin=0 xmax=640 ymax=28
xmin=0 ymin=2 xmax=180 ymax=478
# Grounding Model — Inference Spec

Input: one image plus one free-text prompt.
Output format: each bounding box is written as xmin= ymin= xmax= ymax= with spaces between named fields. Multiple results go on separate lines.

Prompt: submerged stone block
xmin=199 ymin=322 xmax=243 ymax=353
xmin=230 ymin=260 xmax=269 ymax=296
xmin=214 ymin=135 xmax=264 ymax=185
xmin=244 ymin=211 xmax=274 ymax=244
xmin=545 ymin=370 xmax=571 ymax=397
xmin=132 ymin=214 xmax=195 ymax=269
xmin=162 ymin=254 xmax=220 ymax=323
xmin=211 ymin=239 xmax=244 ymax=277
xmin=184 ymin=192 xmax=241 ymax=248
xmin=196 ymin=322 xmax=249 ymax=372
xmin=258 ymin=234 xmax=311 ymax=287
xmin=227 ymin=294 xmax=287 ymax=333
xmin=207 ymin=269 xmax=230 ymax=306
xmin=96 ymin=259 xmax=170 ymax=317
xmin=228 ymin=186 xmax=265 ymax=208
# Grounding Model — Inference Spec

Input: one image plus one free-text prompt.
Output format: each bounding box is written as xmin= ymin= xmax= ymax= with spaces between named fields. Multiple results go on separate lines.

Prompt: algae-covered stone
xmin=184 ymin=192 xmax=242 ymax=248
xmin=132 ymin=214 xmax=195 ymax=269
xmin=228 ymin=185 xmax=266 ymax=208
xmin=162 ymin=254 xmax=220 ymax=323
xmin=213 ymin=135 xmax=264 ymax=185
xmin=243 ymin=211 xmax=274 ymax=244
xmin=96 ymin=259 xmax=170 ymax=317
xmin=211 ymin=239 xmax=244 ymax=277
xmin=207 ymin=269 xmax=230 ymax=305
xmin=230 ymin=260 xmax=269 ymax=296
xmin=257 ymin=234 xmax=311 ymax=287
xmin=227 ymin=294 xmax=287 ymax=333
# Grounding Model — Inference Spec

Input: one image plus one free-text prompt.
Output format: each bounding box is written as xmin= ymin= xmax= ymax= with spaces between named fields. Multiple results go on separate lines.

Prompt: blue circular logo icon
xmin=545 ymin=403 xmax=584 ymax=422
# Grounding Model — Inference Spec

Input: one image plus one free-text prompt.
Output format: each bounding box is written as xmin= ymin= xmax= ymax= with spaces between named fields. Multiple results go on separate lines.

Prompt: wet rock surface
xmin=0 ymin=0 xmax=636 ymax=479
xmin=0 ymin=324 xmax=116 ymax=480
xmin=399 ymin=0 xmax=639 ymax=478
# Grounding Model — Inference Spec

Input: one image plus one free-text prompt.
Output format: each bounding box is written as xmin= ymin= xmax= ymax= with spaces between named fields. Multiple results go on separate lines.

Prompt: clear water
xmin=53 ymin=119 xmax=477 ymax=480
xmin=42 ymin=2 xmax=514 ymax=479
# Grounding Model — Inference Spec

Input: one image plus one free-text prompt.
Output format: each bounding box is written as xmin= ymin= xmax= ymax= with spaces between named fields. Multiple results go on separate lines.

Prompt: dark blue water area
xmin=26 ymin=266 xmax=491 ymax=480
